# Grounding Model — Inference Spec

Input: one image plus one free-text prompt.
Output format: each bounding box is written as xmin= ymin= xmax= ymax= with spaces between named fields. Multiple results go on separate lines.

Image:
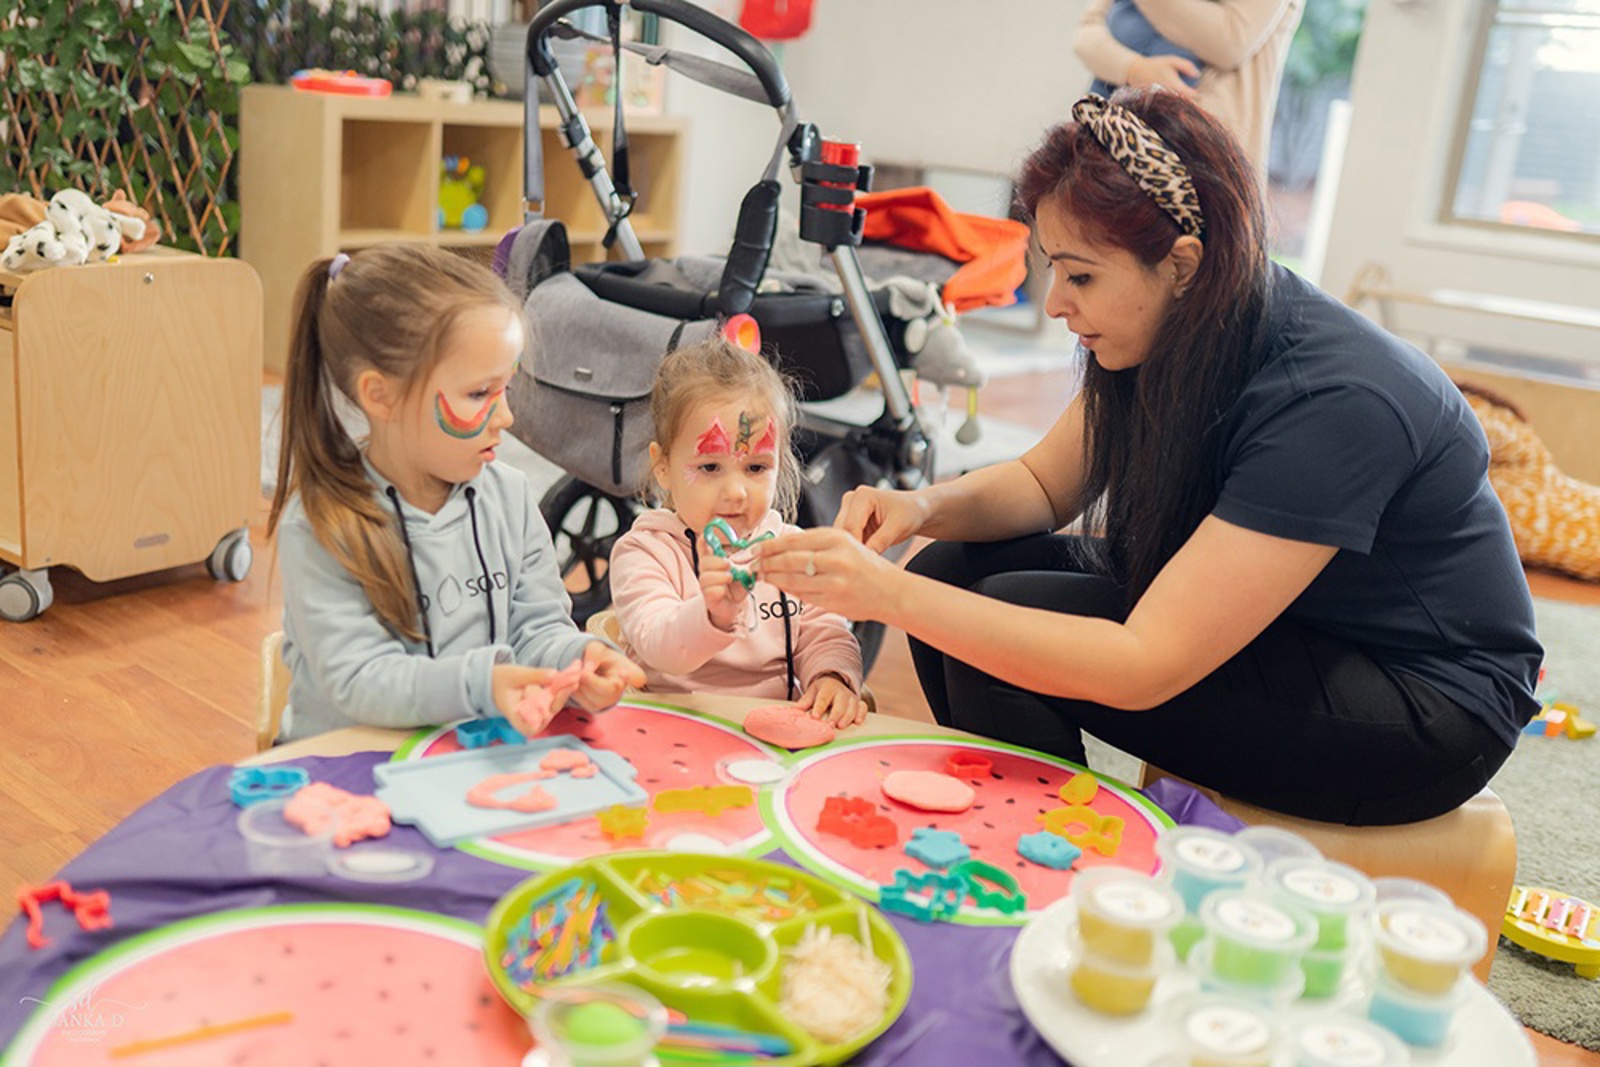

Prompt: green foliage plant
xmin=0 ymin=0 xmax=249 ymax=255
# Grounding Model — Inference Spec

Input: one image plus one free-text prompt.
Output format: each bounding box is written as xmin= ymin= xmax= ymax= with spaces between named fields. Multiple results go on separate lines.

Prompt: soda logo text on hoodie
xmin=756 ymin=595 xmax=805 ymax=622
xmin=420 ymin=568 xmax=510 ymax=616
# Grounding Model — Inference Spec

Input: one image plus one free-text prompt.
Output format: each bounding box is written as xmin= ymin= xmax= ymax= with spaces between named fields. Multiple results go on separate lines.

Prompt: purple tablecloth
xmin=0 ymin=752 xmax=1239 ymax=1064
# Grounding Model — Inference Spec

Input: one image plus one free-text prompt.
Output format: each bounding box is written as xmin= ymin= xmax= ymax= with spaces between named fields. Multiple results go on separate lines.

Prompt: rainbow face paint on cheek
xmin=435 ymin=391 xmax=499 ymax=439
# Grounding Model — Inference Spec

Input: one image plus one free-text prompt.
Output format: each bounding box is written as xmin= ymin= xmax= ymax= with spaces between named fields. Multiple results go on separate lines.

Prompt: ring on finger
xmin=805 ymin=551 xmax=817 ymax=577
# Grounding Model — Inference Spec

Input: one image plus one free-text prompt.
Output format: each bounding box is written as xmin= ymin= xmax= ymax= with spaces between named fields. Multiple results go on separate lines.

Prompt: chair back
xmin=257 ymin=630 xmax=290 ymax=751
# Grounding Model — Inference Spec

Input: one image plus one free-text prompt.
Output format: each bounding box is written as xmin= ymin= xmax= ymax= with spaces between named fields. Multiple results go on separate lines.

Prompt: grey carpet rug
xmin=1486 ymin=595 xmax=1600 ymax=1050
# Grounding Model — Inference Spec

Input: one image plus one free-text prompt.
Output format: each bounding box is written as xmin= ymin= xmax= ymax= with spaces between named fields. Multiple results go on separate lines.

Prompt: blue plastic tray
xmin=373 ymin=734 xmax=646 ymax=846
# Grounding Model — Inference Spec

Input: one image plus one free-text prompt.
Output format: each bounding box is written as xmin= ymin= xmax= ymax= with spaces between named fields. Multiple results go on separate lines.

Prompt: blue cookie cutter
xmin=229 ymin=766 xmax=310 ymax=808
xmin=703 ymin=519 xmax=775 ymax=591
xmin=455 ymin=716 xmax=527 ymax=749
xmin=905 ymin=827 xmax=971 ymax=869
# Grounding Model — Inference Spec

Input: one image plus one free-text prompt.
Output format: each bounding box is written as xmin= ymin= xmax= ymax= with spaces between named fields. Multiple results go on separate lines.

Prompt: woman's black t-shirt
xmin=1209 ymin=265 xmax=1542 ymax=748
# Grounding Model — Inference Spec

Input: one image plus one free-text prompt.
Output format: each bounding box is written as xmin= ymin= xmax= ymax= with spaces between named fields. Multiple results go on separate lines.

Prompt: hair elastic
xmin=1071 ymin=93 xmax=1205 ymax=238
xmin=328 ymin=252 xmax=351 ymax=281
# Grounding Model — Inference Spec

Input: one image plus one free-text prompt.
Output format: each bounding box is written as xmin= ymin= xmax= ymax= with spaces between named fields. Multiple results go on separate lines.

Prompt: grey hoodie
xmin=276 ymin=458 xmax=594 ymax=742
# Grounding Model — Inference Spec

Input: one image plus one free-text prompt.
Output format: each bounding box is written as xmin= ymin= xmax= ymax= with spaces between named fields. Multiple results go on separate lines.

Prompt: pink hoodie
xmin=608 ymin=508 xmax=864 ymax=699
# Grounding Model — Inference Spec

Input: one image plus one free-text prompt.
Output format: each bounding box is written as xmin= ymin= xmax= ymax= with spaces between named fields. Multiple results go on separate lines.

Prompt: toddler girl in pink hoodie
xmin=608 ymin=338 xmax=867 ymax=726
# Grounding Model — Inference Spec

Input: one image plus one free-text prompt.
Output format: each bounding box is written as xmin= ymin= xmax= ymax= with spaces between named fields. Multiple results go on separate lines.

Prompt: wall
xmin=1320 ymin=0 xmax=1600 ymax=368
xmin=664 ymin=1 xmax=1091 ymax=254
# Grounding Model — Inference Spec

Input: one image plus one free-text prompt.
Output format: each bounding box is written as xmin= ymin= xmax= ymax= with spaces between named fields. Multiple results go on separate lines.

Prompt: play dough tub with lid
xmin=1072 ymin=866 xmax=1185 ymax=967
xmin=1198 ymin=889 xmax=1317 ymax=987
xmin=1371 ymin=898 xmax=1487 ymax=995
xmin=1157 ymin=827 xmax=1263 ymax=913
xmin=485 ymin=852 xmax=912 ymax=1066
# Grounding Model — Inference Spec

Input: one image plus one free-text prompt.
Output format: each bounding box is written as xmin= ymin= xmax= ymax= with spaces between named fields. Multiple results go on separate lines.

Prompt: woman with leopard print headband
xmin=755 ymin=89 xmax=1540 ymax=826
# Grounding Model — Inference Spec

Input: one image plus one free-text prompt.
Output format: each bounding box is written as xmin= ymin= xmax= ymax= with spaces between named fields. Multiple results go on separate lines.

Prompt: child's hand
xmin=698 ymin=551 xmax=750 ymax=631
xmin=797 ymin=674 xmax=867 ymax=728
xmin=492 ymin=664 xmax=576 ymax=735
xmin=574 ymin=641 xmax=646 ymax=712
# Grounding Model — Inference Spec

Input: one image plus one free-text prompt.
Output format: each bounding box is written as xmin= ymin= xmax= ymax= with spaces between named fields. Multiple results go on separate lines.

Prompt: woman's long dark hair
xmin=1014 ymin=88 xmax=1272 ymax=605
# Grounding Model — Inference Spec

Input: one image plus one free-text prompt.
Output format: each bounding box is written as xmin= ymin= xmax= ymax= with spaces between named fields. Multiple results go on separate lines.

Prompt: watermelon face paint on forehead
xmin=693 ymin=414 xmax=777 ymax=457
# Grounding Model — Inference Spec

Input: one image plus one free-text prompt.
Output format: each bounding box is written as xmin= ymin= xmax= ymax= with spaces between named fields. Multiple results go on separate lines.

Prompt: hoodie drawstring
xmin=685 ymin=525 xmax=796 ymax=700
xmin=387 ymin=486 xmax=436 ymax=658
xmin=465 ymin=487 xmax=497 ymax=645
xmin=387 ymin=485 xmax=497 ymax=656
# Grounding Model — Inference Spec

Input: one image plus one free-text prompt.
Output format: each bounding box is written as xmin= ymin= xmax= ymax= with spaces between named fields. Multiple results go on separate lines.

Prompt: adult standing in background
xmin=1074 ymin=0 xmax=1304 ymax=175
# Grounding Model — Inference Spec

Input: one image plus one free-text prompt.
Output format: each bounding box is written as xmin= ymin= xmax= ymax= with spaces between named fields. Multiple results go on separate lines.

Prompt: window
xmin=1449 ymin=2 xmax=1600 ymax=238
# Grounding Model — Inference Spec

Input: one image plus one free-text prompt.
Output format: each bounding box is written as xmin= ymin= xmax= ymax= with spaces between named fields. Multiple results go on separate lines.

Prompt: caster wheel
xmin=207 ymin=529 xmax=253 ymax=582
xmin=0 ymin=568 xmax=53 ymax=622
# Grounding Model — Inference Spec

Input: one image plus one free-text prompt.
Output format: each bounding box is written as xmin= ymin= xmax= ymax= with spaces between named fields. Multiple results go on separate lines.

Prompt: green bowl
xmin=484 ymin=851 xmax=913 ymax=1066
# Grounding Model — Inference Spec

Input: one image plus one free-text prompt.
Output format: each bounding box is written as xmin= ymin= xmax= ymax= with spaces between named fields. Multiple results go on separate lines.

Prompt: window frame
xmin=1439 ymin=1 xmax=1600 ymax=248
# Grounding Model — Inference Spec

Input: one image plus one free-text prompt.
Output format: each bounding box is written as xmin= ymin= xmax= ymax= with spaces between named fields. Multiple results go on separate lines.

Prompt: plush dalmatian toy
xmin=1 ymin=189 xmax=148 ymax=272
xmin=1 ymin=220 xmax=69 ymax=272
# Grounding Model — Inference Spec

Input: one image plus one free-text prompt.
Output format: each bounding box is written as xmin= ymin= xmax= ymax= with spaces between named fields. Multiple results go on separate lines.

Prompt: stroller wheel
xmin=539 ymin=476 xmax=640 ymax=629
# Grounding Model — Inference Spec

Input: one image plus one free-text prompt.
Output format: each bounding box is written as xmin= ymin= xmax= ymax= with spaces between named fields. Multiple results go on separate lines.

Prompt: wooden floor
xmin=1 ymin=363 xmax=1595 ymax=1065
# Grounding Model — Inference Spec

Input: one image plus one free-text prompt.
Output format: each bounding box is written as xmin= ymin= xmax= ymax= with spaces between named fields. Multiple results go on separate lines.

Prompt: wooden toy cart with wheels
xmin=0 ymin=249 xmax=262 ymax=621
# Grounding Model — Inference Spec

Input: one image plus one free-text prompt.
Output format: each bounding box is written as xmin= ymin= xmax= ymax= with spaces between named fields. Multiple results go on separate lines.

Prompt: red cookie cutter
xmin=17 ymin=880 xmax=113 ymax=950
xmin=816 ymin=794 xmax=898 ymax=848
xmin=945 ymin=751 xmax=993 ymax=779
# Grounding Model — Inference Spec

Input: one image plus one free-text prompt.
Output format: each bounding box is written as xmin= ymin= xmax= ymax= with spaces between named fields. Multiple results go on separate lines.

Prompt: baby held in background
xmin=267 ymin=244 xmax=644 ymax=744
xmin=608 ymin=337 xmax=867 ymax=726
xmin=1081 ymin=0 xmax=1204 ymax=100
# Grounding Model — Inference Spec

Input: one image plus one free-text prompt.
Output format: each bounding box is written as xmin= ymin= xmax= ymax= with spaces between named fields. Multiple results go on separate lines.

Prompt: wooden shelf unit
xmin=0 ymin=251 xmax=261 ymax=590
xmin=240 ymin=85 xmax=687 ymax=373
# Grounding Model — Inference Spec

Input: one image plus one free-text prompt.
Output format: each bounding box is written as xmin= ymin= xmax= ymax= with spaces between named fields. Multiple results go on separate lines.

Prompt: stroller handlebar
xmin=526 ymin=0 xmax=791 ymax=111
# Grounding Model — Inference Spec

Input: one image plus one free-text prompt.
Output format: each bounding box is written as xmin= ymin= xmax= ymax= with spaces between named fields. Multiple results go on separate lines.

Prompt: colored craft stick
xmin=667 ymin=1021 xmax=794 ymax=1054
xmin=658 ymin=1048 xmax=767 ymax=1064
xmin=108 ymin=1012 xmax=293 ymax=1059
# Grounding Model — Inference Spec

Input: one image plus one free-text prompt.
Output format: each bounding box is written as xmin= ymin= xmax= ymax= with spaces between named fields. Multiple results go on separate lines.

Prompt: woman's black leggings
xmin=906 ymin=535 xmax=1511 ymax=826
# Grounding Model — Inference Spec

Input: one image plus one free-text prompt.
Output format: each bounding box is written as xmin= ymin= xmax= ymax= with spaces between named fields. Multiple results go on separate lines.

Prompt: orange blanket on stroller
xmin=857 ymin=186 xmax=1030 ymax=314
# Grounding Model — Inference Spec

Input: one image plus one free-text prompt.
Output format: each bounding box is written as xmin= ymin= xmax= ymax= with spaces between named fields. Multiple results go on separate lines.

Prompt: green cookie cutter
xmin=951 ymin=859 xmax=1028 ymax=915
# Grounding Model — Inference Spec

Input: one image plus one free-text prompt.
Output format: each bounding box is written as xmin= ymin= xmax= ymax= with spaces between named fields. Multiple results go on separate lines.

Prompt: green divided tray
xmin=484 ymin=852 xmax=913 ymax=1066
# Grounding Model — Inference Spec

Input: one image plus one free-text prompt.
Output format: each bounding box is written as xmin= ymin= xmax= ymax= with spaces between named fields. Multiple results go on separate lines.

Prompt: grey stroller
xmin=503 ymin=0 xmax=987 ymax=667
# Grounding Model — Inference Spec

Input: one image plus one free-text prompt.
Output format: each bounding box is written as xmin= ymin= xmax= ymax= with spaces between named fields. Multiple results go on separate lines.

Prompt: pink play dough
xmin=880 ymin=770 xmax=976 ymax=813
xmin=512 ymin=659 xmax=589 ymax=734
xmin=283 ymin=783 xmax=392 ymax=847
xmin=466 ymin=773 xmax=559 ymax=813
xmin=743 ymin=704 xmax=836 ymax=750
xmin=539 ymin=748 xmax=597 ymax=776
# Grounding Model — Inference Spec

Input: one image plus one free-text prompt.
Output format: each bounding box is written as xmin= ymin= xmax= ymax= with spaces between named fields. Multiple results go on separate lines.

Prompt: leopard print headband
xmin=1071 ymin=94 xmax=1204 ymax=238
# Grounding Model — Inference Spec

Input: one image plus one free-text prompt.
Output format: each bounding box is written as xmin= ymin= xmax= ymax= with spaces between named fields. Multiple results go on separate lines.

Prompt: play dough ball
xmin=880 ymin=770 xmax=976 ymax=813
xmin=564 ymin=1001 xmax=645 ymax=1046
xmin=744 ymin=704 xmax=836 ymax=750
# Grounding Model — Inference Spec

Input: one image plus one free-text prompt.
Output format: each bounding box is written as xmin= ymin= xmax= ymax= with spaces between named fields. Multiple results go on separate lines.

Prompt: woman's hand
xmin=834 ymin=485 xmax=929 ymax=553
xmin=697 ymin=551 xmax=750 ymax=631
xmin=752 ymin=526 xmax=903 ymax=623
xmin=575 ymin=641 xmax=646 ymax=712
xmin=1126 ymin=55 xmax=1200 ymax=98
xmin=798 ymin=673 xmax=867 ymax=728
